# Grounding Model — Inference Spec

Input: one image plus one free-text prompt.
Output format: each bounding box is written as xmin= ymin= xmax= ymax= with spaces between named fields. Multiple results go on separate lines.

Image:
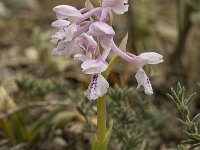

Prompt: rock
xmin=0 ymin=2 xmax=10 ymax=17
xmin=25 ymin=47 xmax=39 ymax=62
xmin=53 ymin=137 xmax=68 ymax=148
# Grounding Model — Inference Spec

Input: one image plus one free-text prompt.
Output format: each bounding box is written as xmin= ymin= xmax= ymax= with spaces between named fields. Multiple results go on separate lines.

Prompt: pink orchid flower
xmin=74 ymin=33 xmax=108 ymax=74
xmin=134 ymin=52 xmax=163 ymax=95
xmin=74 ymin=33 xmax=109 ymax=100
xmin=111 ymin=35 xmax=163 ymax=95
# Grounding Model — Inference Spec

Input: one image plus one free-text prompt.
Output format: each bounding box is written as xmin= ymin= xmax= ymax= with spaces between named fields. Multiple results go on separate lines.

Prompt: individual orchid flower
xmin=74 ymin=33 xmax=108 ymax=74
xmin=101 ymin=0 xmax=129 ymax=15
xmin=111 ymin=36 xmax=163 ymax=95
xmin=134 ymin=52 xmax=163 ymax=95
xmin=74 ymin=33 xmax=109 ymax=100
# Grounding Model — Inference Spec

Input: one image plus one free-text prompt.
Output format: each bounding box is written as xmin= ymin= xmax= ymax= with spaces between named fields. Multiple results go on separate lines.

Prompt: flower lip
xmin=51 ymin=39 xmax=78 ymax=57
xmin=87 ymin=74 xmax=109 ymax=100
xmin=135 ymin=68 xmax=153 ymax=95
xmin=51 ymin=24 xmax=77 ymax=46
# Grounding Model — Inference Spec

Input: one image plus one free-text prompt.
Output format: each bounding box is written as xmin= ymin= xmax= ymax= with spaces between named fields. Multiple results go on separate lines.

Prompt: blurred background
xmin=0 ymin=0 xmax=200 ymax=149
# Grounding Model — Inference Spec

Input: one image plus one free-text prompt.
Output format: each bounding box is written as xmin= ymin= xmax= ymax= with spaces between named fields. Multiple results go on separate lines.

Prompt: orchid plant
xmin=51 ymin=0 xmax=163 ymax=149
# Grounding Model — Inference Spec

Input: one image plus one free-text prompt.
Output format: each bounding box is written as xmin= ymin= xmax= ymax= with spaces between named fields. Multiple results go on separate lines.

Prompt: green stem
xmin=96 ymin=55 xmax=121 ymax=146
xmin=97 ymin=96 xmax=106 ymax=143
xmin=106 ymin=55 xmax=121 ymax=74
xmin=0 ymin=120 xmax=16 ymax=144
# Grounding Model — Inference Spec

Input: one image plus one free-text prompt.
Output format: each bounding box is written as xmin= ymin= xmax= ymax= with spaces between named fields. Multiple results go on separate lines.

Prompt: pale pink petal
xmin=102 ymin=0 xmax=124 ymax=8
xmin=100 ymin=8 xmax=109 ymax=21
xmin=135 ymin=68 xmax=153 ymax=95
xmin=100 ymin=36 xmax=113 ymax=49
xmin=51 ymin=41 xmax=67 ymax=56
xmin=88 ymin=22 xmax=115 ymax=49
xmin=138 ymin=52 xmax=163 ymax=64
xmin=88 ymin=22 xmax=115 ymax=37
xmin=62 ymin=24 xmax=77 ymax=41
xmin=51 ymin=20 xmax=70 ymax=29
xmin=124 ymin=0 xmax=128 ymax=3
xmin=51 ymin=39 xmax=77 ymax=57
xmin=51 ymin=33 xmax=62 ymax=44
xmin=102 ymin=0 xmax=128 ymax=14
xmin=81 ymin=59 xmax=108 ymax=74
xmin=87 ymin=74 xmax=109 ymax=100
xmin=78 ymin=33 xmax=97 ymax=51
xmin=134 ymin=52 xmax=163 ymax=68
xmin=51 ymin=24 xmax=77 ymax=45
xmin=53 ymin=5 xmax=83 ymax=22
xmin=119 ymin=32 xmax=128 ymax=51
xmin=112 ymin=5 xmax=129 ymax=14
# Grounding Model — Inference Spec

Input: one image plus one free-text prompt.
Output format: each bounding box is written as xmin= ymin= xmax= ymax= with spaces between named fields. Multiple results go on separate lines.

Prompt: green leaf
xmin=186 ymin=92 xmax=196 ymax=105
xmin=91 ymin=135 xmax=98 ymax=150
xmin=192 ymin=114 xmax=200 ymax=123
xmin=91 ymin=121 xmax=113 ymax=150
xmin=181 ymin=139 xmax=197 ymax=144
xmin=177 ymin=144 xmax=187 ymax=150
xmin=119 ymin=33 xmax=128 ymax=52
xmin=182 ymin=106 xmax=189 ymax=117
xmin=100 ymin=121 xmax=113 ymax=150
xmin=184 ymin=131 xmax=200 ymax=142
xmin=171 ymin=88 xmax=181 ymax=105
xmin=10 ymin=114 xmax=28 ymax=142
xmin=178 ymin=118 xmax=187 ymax=125
xmin=190 ymin=123 xmax=198 ymax=134
xmin=196 ymin=119 xmax=200 ymax=134
xmin=30 ymin=107 xmax=65 ymax=142
xmin=166 ymin=93 xmax=179 ymax=106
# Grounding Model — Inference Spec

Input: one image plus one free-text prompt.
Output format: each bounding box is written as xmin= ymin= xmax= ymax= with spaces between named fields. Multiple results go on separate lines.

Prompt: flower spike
xmin=51 ymin=0 xmax=163 ymax=100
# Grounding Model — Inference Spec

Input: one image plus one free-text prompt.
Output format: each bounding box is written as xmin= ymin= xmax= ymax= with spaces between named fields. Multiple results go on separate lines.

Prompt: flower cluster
xmin=51 ymin=0 xmax=163 ymax=100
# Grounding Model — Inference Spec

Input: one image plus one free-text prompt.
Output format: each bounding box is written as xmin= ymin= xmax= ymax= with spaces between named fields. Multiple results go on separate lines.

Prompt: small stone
xmin=53 ymin=137 xmax=68 ymax=147
xmin=0 ymin=2 xmax=10 ymax=17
